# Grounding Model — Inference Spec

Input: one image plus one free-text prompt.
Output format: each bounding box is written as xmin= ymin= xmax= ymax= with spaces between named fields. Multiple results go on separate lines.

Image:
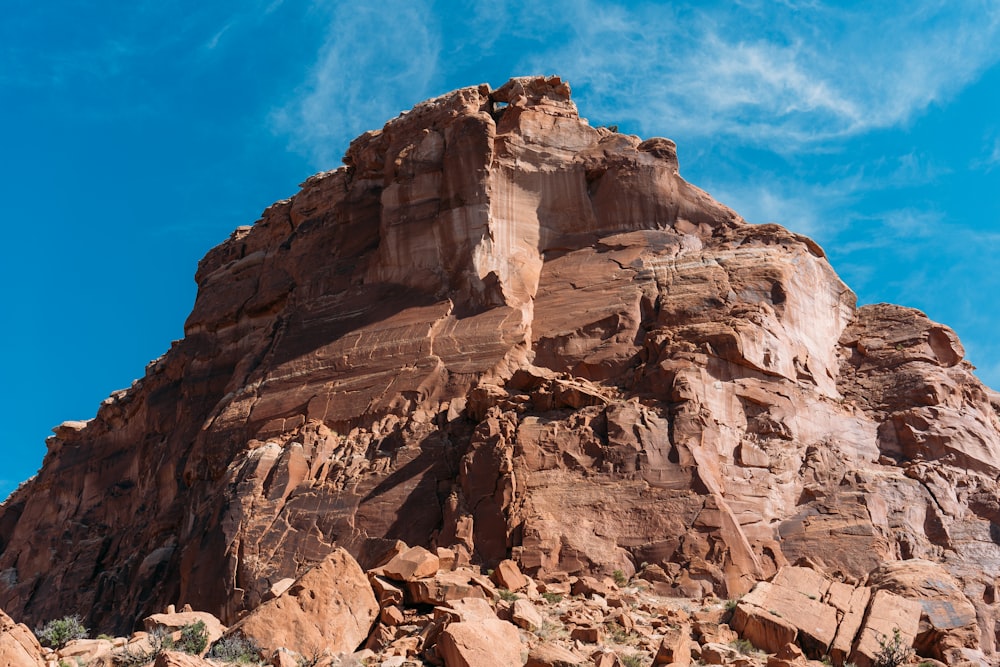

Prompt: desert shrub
xmin=613 ymin=569 xmax=628 ymax=586
xmin=112 ymin=628 xmax=166 ymax=667
xmin=620 ymin=653 xmax=644 ymax=667
xmin=541 ymin=591 xmax=563 ymax=604
xmin=874 ymin=628 xmax=912 ymax=667
xmin=208 ymin=634 xmax=263 ymax=664
xmin=167 ymin=619 xmax=208 ymax=655
xmin=731 ymin=638 xmax=756 ymax=656
xmin=35 ymin=615 xmax=87 ymax=648
xmin=497 ymin=588 xmax=519 ymax=602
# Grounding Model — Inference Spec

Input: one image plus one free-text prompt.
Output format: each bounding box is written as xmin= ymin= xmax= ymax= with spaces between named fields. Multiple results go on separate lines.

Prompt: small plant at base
xmin=497 ymin=588 xmax=519 ymax=602
xmin=166 ymin=620 xmax=209 ymax=655
xmin=541 ymin=591 xmax=563 ymax=604
xmin=873 ymin=627 xmax=912 ymax=667
xmin=724 ymin=598 xmax=739 ymax=612
xmin=620 ymin=653 xmax=644 ymax=667
xmin=35 ymin=615 xmax=88 ymax=649
xmin=613 ymin=569 xmax=628 ymax=586
xmin=731 ymin=638 xmax=756 ymax=656
xmin=208 ymin=634 xmax=263 ymax=664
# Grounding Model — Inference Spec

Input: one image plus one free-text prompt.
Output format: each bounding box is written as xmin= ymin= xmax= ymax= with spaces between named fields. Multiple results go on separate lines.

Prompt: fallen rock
xmin=848 ymin=589 xmax=922 ymax=667
xmin=229 ymin=548 xmax=377 ymax=658
xmin=56 ymin=638 xmax=115 ymax=666
xmin=492 ymin=559 xmax=530 ymax=592
xmin=866 ymin=559 xmax=980 ymax=660
xmin=407 ymin=569 xmax=491 ymax=605
xmin=524 ymin=642 xmax=587 ymax=666
xmin=143 ymin=610 xmax=226 ymax=648
xmin=436 ymin=618 xmax=522 ymax=667
xmin=511 ymin=598 xmax=544 ymax=631
xmin=153 ymin=650 xmax=215 ymax=667
xmin=653 ymin=623 xmax=691 ymax=666
xmin=381 ymin=546 xmax=441 ymax=582
xmin=436 ymin=597 xmax=497 ymax=624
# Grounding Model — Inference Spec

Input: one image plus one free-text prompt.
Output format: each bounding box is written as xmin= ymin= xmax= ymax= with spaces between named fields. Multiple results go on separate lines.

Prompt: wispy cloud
xmin=512 ymin=1 xmax=1000 ymax=148
xmin=271 ymin=1 xmax=441 ymax=167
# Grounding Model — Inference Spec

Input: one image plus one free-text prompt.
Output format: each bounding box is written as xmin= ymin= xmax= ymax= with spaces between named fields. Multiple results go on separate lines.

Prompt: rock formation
xmin=1 ymin=75 xmax=998 ymax=663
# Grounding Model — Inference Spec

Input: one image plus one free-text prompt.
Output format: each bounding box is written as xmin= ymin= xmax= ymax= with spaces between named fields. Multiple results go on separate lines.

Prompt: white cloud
xmin=513 ymin=1 xmax=1000 ymax=149
xmin=271 ymin=1 xmax=441 ymax=167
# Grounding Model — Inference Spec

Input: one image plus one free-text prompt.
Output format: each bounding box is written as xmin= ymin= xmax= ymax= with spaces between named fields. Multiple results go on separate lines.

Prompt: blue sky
xmin=2 ymin=0 xmax=999 ymax=499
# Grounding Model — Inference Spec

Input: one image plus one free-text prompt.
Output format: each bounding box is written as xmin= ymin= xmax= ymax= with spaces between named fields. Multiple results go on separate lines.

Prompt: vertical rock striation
xmin=1 ymin=77 xmax=998 ymax=659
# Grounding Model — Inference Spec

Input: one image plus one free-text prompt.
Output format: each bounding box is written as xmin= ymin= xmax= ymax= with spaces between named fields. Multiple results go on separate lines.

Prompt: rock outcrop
xmin=1 ymin=75 xmax=998 ymax=663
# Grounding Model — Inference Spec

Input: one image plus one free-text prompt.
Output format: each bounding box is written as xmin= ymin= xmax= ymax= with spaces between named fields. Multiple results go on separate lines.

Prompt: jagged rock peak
xmin=1 ymin=77 xmax=999 ymax=665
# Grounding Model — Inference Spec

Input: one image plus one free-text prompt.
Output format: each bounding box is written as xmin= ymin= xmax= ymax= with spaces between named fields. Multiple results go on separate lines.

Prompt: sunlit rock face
xmin=1 ymin=76 xmax=998 ymax=655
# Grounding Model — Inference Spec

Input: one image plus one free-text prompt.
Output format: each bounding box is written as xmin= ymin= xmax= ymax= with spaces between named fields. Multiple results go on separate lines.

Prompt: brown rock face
xmin=0 ymin=608 xmax=44 ymax=667
xmin=1 ymin=76 xmax=999 ymax=663
xmin=228 ymin=548 xmax=377 ymax=658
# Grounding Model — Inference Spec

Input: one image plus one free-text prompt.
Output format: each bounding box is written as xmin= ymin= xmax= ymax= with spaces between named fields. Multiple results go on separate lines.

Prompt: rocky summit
xmin=1 ymin=76 xmax=999 ymax=666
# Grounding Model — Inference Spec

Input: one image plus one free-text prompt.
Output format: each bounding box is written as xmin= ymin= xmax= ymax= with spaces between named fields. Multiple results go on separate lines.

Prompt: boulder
xmin=848 ymin=589 xmax=922 ymax=667
xmin=436 ymin=618 xmax=522 ymax=667
xmin=511 ymin=598 xmax=544 ymax=631
xmin=524 ymin=642 xmax=587 ymax=666
xmin=381 ymin=546 xmax=441 ymax=582
xmin=153 ymin=651 xmax=215 ymax=667
xmin=0 ymin=609 xmax=44 ymax=667
xmin=492 ymin=559 xmax=530 ymax=592
xmin=406 ymin=570 xmax=491 ymax=605
xmin=143 ymin=610 xmax=226 ymax=648
xmin=653 ymin=623 xmax=691 ymax=666
xmin=56 ymin=638 xmax=115 ymax=666
xmin=230 ymin=548 xmax=377 ymax=658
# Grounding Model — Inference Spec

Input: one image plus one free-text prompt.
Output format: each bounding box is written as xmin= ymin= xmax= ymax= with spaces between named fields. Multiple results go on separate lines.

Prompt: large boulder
xmin=436 ymin=618 xmax=523 ymax=667
xmin=229 ymin=548 xmax=377 ymax=658
xmin=0 ymin=609 xmax=44 ymax=667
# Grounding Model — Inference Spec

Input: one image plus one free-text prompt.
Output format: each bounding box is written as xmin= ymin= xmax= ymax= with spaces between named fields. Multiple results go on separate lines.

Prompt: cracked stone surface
xmin=0 ymin=76 xmax=998 ymax=663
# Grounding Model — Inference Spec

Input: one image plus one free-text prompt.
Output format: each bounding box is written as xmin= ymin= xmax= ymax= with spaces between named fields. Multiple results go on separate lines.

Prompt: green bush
xmin=208 ymin=634 xmax=263 ymax=664
xmin=497 ymin=588 xmax=519 ymax=602
xmin=167 ymin=620 xmax=209 ymax=655
xmin=541 ymin=591 xmax=563 ymax=604
xmin=874 ymin=628 xmax=912 ymax=667
xmin=35 ymin=615 xmax=87 ymax=648
xmin=613 ymin=569 xmax=628 ymax=586
xmin=620 ymin=654 xmax=644 ymax=667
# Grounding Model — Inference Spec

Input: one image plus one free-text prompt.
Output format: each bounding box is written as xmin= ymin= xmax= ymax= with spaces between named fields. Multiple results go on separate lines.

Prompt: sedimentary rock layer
xmin=1 ymin=77 xmax=997 ymax=660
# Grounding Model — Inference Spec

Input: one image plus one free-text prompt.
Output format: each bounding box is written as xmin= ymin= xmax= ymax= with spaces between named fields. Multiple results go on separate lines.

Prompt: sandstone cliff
xmin=1 ymin=77 xmax=998 ymax=660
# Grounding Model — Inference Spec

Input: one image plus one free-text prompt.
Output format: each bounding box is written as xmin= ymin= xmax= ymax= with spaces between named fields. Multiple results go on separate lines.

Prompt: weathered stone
xmin=230 ymin=548 xmax=377 ymax=658
xmin=492 ymin=559 xmax=529 ymax=592
xmin=435 ymin=597 xmax=496 ymax=624
xmin=733 ymin=579 xmax=837 ymax=656
xmin=56 ymin=638 xmax=115 ymax=666
xmin=0 ymin=609 xmax=44 ymax=667
xmin=570 ymin=625 xmax=603 ymax=643
xmin=143 ymin=610 xmax=226 ymax=648
xmin=848 ymin=589 xmax=922 ymax=667
xmin=653 ymin=623 xmax=691 ymax=666
xmin=511 ymin=598 xmax=544 ymax=631
xmin=765 ymin=642 xmax=806 ymax=667
xmin=382 ymin=546 xmax=440 ymax=582
xmin=0 ymin=75 xmax=998 ymax=666
xmin=406 ymin=570 xmax=490 ymax=605
xmin=436 ymin=619 xmax=522 ymax=667
xmin=700 ymin=642 xmax=742 ymax=665
xmin=153 ymin=651 xmax=214 ymax=667
xmin=524 ymin=642 xmax=586 ymax=666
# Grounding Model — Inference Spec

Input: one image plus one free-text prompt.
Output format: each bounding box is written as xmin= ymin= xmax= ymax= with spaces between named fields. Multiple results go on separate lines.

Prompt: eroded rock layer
xmin=2 ymin=77 xmax=998 ymax=658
